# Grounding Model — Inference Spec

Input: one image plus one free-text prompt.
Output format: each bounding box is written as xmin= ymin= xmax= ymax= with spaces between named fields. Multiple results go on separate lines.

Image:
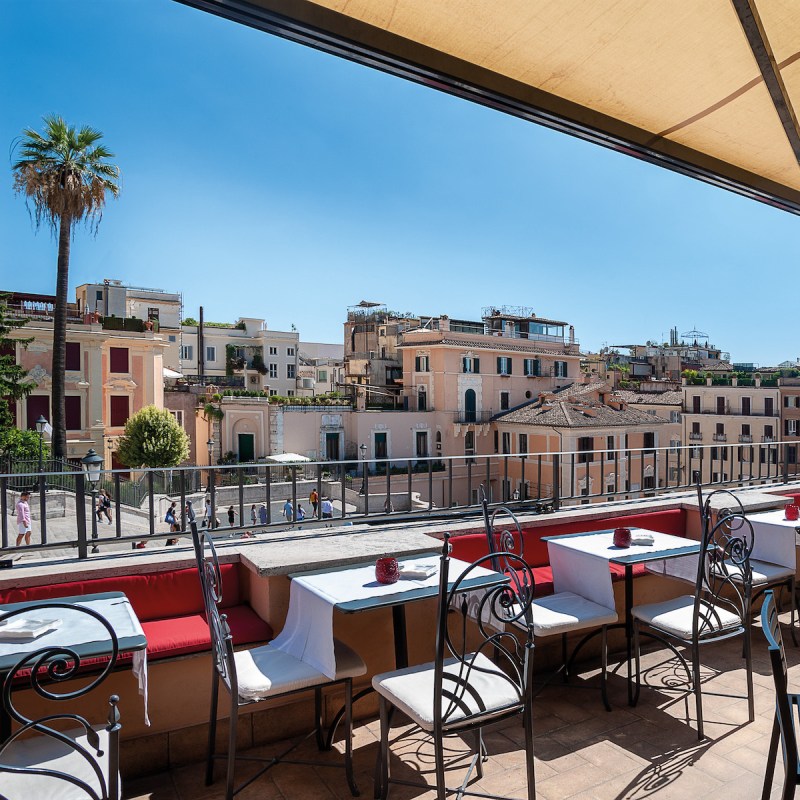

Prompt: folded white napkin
xmin=399 ymin=562 xmax=438 ymax=580
xmin=631 ymin=533 xmax=654 ymax=546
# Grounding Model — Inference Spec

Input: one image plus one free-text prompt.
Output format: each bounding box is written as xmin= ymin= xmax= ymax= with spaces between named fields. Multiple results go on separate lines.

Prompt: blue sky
xmin=2 ymin=0 xmax=798 ymax=365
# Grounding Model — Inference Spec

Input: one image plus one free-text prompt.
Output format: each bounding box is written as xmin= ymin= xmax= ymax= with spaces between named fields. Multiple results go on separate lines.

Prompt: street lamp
xmin=35 ymin=415 xmax=48 ymax=474
xmin=359 ymin=443 xmax=367 ymax=496
xmin=81 ymin=448 xmax=104 ymax=554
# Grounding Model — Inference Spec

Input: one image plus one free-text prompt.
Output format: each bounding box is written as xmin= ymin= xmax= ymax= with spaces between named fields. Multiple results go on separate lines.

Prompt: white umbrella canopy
xmin=264 ymin=453 xmax=312 ymax=463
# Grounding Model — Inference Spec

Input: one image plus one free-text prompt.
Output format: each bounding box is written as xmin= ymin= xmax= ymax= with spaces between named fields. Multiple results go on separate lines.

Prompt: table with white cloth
xmin=0 ymin=591 xmax=149 ymax=738
xmin=273 ymin=553 xmax=507 ymax=678
xmin=545 ymin=529 xmax=706 ymax=705
xmin=746 ymin=509 xmax=800 ymax=572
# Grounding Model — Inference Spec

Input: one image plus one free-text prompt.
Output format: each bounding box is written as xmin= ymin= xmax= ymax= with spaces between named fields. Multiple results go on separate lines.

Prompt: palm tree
xmin=13 ymin=115 xmax=120 ymax=458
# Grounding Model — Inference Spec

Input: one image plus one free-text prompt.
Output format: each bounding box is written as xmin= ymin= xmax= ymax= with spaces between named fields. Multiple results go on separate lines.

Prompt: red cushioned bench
xmin=0 ymin=565 xmax=273 ymax=661
xmin=450 ymin=508 xmax=688 ymax=597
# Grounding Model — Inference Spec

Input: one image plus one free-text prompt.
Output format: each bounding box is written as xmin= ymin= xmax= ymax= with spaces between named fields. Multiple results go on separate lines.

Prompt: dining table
xmin=746 ymin=508 xmax=800 ymax=572
xmin=0 ymin=591 xmax=149 ymax=739
xmin=544 ymin=528 xmax=707 ymax=705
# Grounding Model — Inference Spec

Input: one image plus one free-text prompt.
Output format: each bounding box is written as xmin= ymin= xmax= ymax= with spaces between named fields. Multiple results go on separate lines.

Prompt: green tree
xmin=13 ymin=115 xmax=120 ymax=458
xmin=0 ymin=293 xmax=35 ymax=432
xmin=0 ymin=428 xmax=49 ymax=463
xmin=116 ymin=406 xmax=189 ymax=468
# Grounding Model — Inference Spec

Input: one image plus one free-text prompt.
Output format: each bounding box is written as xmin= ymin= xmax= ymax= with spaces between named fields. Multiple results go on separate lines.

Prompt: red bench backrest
xmin=0 ymin=564 xmax=242 ymax=622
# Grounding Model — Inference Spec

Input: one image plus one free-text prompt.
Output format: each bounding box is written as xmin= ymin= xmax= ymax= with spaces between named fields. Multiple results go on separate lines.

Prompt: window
xmin=317 ymin=369 xmax=328 ymax=382
xmin=715 ymin=423 xmax=724 ymax=435
xmin=95 ymin=290 xmax=103 ymax=303
xmin=500 ymin=391 xmax=509 ymax=411
xmin=716 ymin=396 xmax=726 ymax=414
xmin=415 ymin=355 xmax=429 ymax=372
xmin=465 ymin=431 xmax=475 ymax=462
xmin=765 ymin=424 xmax=774 ymax=439
xmin=554 ymin=361 xmax=568 ymax=378
xmin=147 ymin=307 xmax=159 ymax=321
xmin=269 ymin=363 xmax=278 ymax=378
xmin=26 ymin=395 xmax=49 ymax=430
xmin=692 ymin=396 xmax=701 ymax=413
xmin=692 ymin=422 xmax=700 ymax=434
xmin=742 ymin=397 xmax=751 ymax=415
xmin=462 ymin=356 xmax=480 ymax=374
xmin=287 ymin=364 xmax=296 ymax=379
xmin=786 ymin=419 xmax=798 ymax=436
xmin=205 ymin=346 xmax=216 ymax=363
xmin=523 ymin=358 xmax=540 ymax=377
xmin=765 ymin=397 xmax=775 ymax=416
xmin=415 ymin=431 xmax=428 ymax=458
xmin=501 ymin=432 xmax=511 ymax=454
xmin=669 ymin=410 xmax=681 ymax=423
xmin=65 ymin=396 xmax=81 ymax=431
xmin=168 ymin=335 xmax=176 ymax=342
xmin=710 ymin=447 xmax=728 ymax=461
xmin=287 ymin=390 xmax=294 ymax=397
xmin=110 ymin=395 xmax=130 ymax=427
xmin=643 ymin=432 xmax=655 ymax=453
xmin=789 ymin=445 xmax=798 ymax=465
xmin=493 ymin=430 xmax=499 ymax=454
xmin=607 ymin=435 xmax=617 ymax=460
xmin=269 ymin=389 xmax=278 ymax=396
xmin=287 ymin=347 xmax=295 ymax=356
xmin=269 ymin=347 xmax=278 ymax=355
xmin=170 ymin=410 xmax=184 ymax=428
xmin=785 ymin=396 xmax=791 ymax=408
xmin=742 ymin=423 xmax=751 ymax=435
xmin=109 ymin=347 xmax=129 ymax=374
xmin=374 ymin=432 xmax=387 ymax=460
xmin=180 ymin=345 xmax=193 ymax=361
xmin=417 ymin=387 xmax=427 ymax=411
xmin=577 ymin=436 xmax=594 ymax=463
xmin=65 ymin=342 xmax=81 ymax=372
xmin=497 ymin=356 xmax=512 ymax=375
xmin=669 ymin=438 xmax=681 ymax=453
xmin=519 ymin=433 xmax=528 ymax=454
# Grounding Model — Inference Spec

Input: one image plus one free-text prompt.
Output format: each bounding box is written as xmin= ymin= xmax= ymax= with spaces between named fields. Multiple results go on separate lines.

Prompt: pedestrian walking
xmin=99 ymin=489 xmax=113 ymax=524
xmin=321 ymin=497 xmax=333 ymax=519
xmin=16 ymin=490 xmax=32 ymax=546
xmin=204 ymin=498 xmax=213 ymax=529
xmin=258 ymin=502 xmax=268 ymax=525
xmin=165 ymin=501 xmax=179 ymax=546
xmin=228 ymin=506 xmax=236 ymax=527
xmin=250 ymin=504 xmax=257 ymax=526
xmin=283 ymin=499 xmax=293 ymax=522
xmin=309 ymin=488 xmax=319 ymax=517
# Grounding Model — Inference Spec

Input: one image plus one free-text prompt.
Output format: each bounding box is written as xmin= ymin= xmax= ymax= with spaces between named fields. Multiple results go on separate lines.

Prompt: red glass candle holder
xmin=613 ymin=527 xmax=632 ymax=548
xmin=376 ymin=557 xmax=399 ymax=585
xmin=786 ymin=503 xmax=799 ymax=521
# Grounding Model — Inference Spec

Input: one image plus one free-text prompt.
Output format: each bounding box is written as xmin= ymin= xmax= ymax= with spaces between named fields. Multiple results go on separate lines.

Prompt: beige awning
xmin=178 ymin=0 xmax=800 ymax=214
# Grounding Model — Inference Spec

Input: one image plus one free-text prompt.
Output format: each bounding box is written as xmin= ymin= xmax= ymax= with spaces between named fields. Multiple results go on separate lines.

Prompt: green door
xmin=238 ymin=433 xmax=255 ymax=463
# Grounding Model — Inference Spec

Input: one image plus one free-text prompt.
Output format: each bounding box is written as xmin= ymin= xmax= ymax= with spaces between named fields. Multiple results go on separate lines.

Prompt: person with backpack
xmin=309 ymin=488 xmax=319 ymax=517
xmin=165 ymin=501 xmax=179 ymax=546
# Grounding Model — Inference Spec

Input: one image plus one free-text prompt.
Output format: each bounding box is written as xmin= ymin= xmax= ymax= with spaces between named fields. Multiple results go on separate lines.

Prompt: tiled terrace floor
xmin=125 ymin=615 xmax=794 ymax=800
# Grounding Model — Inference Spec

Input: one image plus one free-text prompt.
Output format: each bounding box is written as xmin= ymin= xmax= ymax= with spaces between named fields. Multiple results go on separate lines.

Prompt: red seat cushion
xmin=219 ymin=605 xmax=274 ymax=647
xmin=142 ymin=614 xmax=212 ymax=659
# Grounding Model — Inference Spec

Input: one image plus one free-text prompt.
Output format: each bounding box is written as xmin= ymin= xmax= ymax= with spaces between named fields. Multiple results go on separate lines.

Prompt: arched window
xmin=464 ymin=389 xmax=476 ymax=422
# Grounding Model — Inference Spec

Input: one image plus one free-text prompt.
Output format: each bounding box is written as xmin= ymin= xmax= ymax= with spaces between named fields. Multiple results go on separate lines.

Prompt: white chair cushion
xmin=236 ymin=639 xmax=366 ymax=701
xmin=372 ymin=652 xmax=521 ymax=732
xmin=714 ymin=558 xmax=794 ymax=586
xmin=530 ymin=592 xmax=618 ymax=637
xmin=1 ymin=726 xmax=118 ymax=800
xmin=632 ymin=595 xmax=741 ymax=639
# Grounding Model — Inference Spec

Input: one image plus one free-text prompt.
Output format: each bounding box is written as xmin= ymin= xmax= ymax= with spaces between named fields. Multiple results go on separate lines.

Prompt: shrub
xmin=116 ymin=405 xmax=189 ymax=468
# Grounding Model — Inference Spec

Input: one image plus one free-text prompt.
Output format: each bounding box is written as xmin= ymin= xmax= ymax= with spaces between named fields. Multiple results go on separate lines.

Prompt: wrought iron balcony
xmin=689 ymin=432 xmax=703 ymax=440
xmin=712 ymin=433 xmax=727 ymax=442
xmin=739 ymin=435 xmax=753 ymax=443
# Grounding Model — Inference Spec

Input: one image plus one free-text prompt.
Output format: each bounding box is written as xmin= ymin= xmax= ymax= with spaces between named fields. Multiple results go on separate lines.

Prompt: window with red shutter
xmin=65 ymin=396 xmax=82 ymax=430
xmin=110 ymin=396 xmax=130 ymax=427
xmin=65 ymin=342 xmax=81 ymax=372
xmin=109 ymin=347 xmax=129 ymax=374
xmin=25 ymin=395 xmax=50 ymax=430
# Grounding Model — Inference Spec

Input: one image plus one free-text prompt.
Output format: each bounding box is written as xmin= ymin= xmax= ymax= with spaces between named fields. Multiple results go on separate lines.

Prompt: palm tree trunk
xmin=51 ymin=213 xmax=71 ymax=459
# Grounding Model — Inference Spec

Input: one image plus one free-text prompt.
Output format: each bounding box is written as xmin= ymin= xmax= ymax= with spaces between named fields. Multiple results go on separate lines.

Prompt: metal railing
xmin=2 ymin=440 xmax=799 ymax=559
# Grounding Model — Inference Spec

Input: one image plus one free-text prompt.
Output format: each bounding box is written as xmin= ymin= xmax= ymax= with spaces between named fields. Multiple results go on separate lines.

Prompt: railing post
xmin=238 ymin=467 xmax=245 ymax=527
xmin=291 ymin=466 xmax=297 ymax=522
xmin=179 ymin=470 xmax=186 ymax=532
xmin=317 ymin=464 xmax=323 ymax=520
xmin=339 ymin=463 xmax=346 ymax=519
xmin=427 ymin=457 xmax=433 ymax=512
xmin=503 ymin=456 xmax=509 ymax=502
xmin=114 ymin=472 xmax=122 ymax=538
xmin=266 ymin=467 xmax=272 ymax=524
xmin=148 ymin=471 xmax=155 ymax=537
xmin=407 ymin=459 xmax=412 ymax=512
xmin=210 ymin=469 xmax=216 ymax=528
xmin=783 ymin=442 xmax=789 ymax=483
xmin=0 ymin=476 xmax=7 ymax=549
xmin=76 ymin=473 xmax=88 ymax=559
xmin=466 ymin=458 xmax=473 ymax=508
xmin=520 ymin=456 xmax=526 ymax=500
xmin=447 ymin=458 xmax=453 ymax=508
xmin=552 ymin=453 xmax=561 ymax=511
xmin=363 ymin=460 xmax=370 ymax=518
xmin=38 ymin=473 xmax=47 ymax=545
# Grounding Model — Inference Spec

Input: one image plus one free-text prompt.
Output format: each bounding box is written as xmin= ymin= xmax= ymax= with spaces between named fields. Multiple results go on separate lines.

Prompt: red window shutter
xmin=25 ymin=395 xmax=50 ymax=430
xmin=110 ymin=396 xmax=130 ymax=427
xmin=109 ymin=347 xmax=129 ymax=374
xmin=65 ymin=396 xmax=82 ymax=431
xmin=65 ymin=342 xmax=81 ymax=371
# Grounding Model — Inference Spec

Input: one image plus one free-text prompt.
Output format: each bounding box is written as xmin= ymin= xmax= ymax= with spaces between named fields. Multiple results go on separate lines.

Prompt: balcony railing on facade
xmin=3 ymin=439 xmax=799 ymax=561
xmin=712 ymin=433 xmax=728 ymax=441
xmin=689 ymin=432 xmax=703 ymax=440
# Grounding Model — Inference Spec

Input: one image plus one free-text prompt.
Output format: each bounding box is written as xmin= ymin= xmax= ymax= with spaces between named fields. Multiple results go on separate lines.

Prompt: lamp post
xmin=35 ymin=415 xmax=48 ymax=474
xmin=359 ymin=443 xmax=367 ymax=496
xmin=81 ymin=448 xmax=103 ymax=554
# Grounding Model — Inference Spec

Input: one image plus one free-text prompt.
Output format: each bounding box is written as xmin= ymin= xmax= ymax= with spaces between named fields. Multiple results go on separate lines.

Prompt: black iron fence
xmin=1 ymin=440 xmax=798 ymax=559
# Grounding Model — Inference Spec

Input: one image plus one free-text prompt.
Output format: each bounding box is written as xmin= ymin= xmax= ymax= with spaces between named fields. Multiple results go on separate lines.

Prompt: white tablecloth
xmin=547 ymin=529 xmax=699 ymax=609
xmin=0 ymin=597 xmax=149 ymax=725
xmin=747 ymin=509 xmax=799 ymax=570
xmin=272 ymin=555 xmax=492 ymax=679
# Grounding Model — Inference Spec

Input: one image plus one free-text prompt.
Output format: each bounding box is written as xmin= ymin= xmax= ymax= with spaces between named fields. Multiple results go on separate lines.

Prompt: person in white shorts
xmin=16 ymin=489 xmax=32 ymax=546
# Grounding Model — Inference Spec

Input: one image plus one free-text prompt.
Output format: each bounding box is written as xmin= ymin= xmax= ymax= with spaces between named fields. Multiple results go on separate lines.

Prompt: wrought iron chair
xmin=761 ymin=590 xmax=800 ymax=800
xmin=632 ymin=487 xmax=755 ymax=739
xmin=0 ymin=602 xmax=122 ymax=800
xmin=699 ymin=489 xmax=798 ymax=646
xmin=372 ymin=534 xmax=536 ymax=800
xmin=190 ymin=521 xmax=366 ymax=800
xmin=480 ymin=488 xmax=618 ymax=709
